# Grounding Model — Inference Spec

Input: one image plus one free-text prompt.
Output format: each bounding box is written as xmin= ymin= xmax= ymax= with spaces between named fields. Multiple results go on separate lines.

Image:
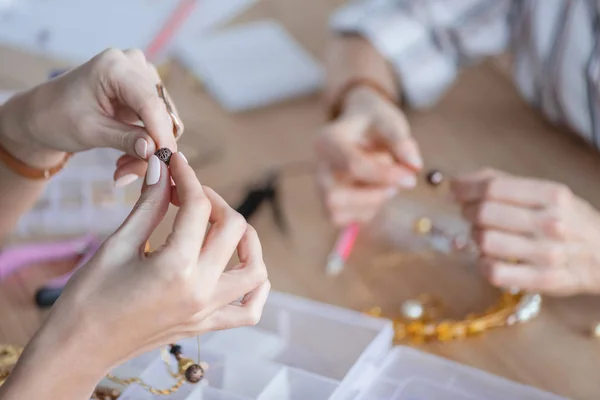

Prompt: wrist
xmin=0 ymin=89 xmax=67 ymax=170
xmin=328 ymin=78 xmax=398 ymax=120
xmin=0 ymin=308 xmax=112 ymax=399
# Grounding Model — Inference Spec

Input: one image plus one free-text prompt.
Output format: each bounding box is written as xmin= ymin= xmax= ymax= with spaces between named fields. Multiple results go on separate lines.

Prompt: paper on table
xmin=0 ymin=0 xmax=255 ymax=63
xmin=175 ymin=20 xmax=325 ymax=112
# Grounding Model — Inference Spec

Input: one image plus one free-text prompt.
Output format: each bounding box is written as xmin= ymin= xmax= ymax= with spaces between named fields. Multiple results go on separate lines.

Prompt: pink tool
xmin=326 ymin=223 xmax=360 ymax=276
xmin=0 ymin=234 xmax=101 ymax=283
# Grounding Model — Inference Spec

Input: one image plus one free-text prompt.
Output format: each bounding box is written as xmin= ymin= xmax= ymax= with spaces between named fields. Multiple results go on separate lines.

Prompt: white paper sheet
xmin=0 ymin=0 xmax=256 ymax=63
xmin=175 ymin=20 xmax=325 ymax=112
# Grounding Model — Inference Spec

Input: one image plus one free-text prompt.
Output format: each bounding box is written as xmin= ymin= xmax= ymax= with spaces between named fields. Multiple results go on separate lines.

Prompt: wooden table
xmin=1 ymin=1 xmax=600 ymax=399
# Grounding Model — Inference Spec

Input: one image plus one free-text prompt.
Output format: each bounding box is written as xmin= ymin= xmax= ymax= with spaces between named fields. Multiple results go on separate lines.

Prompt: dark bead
xmin=155 ymin=148 xmax=173 ymax=165
xmin=185 ymin=364 xmax=205 ymax=383
xmin=426 ymin=170 xmax=444 ymax=186
xmin=169 ymin=344 xmax=182 ymax=356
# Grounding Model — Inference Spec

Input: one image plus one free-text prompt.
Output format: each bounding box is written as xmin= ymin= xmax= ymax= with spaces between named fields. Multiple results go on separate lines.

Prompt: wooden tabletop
xmin=1 ymin=1 xmax=600 ymax=399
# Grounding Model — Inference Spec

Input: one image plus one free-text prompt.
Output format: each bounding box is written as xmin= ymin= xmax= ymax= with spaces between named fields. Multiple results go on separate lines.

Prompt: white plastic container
xmin=112 ymin=291 xmax=565 ymax=400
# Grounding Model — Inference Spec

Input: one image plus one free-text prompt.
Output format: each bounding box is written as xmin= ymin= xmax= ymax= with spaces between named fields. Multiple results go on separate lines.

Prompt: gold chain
xmin=0 ymin=343 xmax=196 ymax=396
xmin=105 ymin=373 xmax=185 ymax=396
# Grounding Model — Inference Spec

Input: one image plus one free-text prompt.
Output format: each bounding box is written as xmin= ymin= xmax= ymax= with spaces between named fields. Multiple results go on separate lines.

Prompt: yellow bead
xmin=452 ymin=324 xmax=467 ymax=339
xmin=467 ymin=320 xmax=487 ymax=335
xmin=407 ymin=321 xmax=424 ymax=335
xmin=436 ymin=322 xmax=453 ymax=341
xmin=394 ymin=322 xmax=407 ymax=341
xmin=366 ymin=307 xmax=383 ymax=317
xmin=414 ymin=217 xmax=432 ymax=234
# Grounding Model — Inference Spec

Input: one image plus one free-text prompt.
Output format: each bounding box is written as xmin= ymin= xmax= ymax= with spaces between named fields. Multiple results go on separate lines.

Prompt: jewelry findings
xmin=365 ymin=169 xmax=543 ymax=343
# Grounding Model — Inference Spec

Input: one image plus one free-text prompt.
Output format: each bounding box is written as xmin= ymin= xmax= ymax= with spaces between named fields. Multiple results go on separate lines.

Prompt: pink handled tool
xmin=0 ymin=234 xmax=100 ymax=281
xmin=326 ymin=223 xmax=361 ymax=276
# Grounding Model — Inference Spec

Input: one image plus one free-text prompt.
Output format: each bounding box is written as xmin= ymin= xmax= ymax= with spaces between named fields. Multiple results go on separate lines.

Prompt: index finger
xmin=109 ymin=66 xmax=177 ymax=151
xmin=167 ymin=152 xmax=210 ymax=256
xmin=452 ymin=171 xmax=569 ymax=208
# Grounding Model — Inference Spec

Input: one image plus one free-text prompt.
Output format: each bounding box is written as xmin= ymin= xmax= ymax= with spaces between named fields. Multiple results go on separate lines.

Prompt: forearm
xmin=0 ymin=91 xmax=66 ymax=242
xmin=324 ymin=34 xmax=399 ymax=110
xmin=0 ymin=308 xmax=109 ymax=399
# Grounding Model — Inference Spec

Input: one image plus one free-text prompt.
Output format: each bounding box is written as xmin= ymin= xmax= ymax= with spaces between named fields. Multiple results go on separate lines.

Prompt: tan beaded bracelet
xmin=0 ymin=142 xmax=71 ymax=180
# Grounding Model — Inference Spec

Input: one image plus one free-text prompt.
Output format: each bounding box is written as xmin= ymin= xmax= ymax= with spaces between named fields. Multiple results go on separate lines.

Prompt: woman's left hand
xmin=0 ymin=48 xmax=181 ymax=185
xmin=451 ymin=168 xmax=600 ymax=296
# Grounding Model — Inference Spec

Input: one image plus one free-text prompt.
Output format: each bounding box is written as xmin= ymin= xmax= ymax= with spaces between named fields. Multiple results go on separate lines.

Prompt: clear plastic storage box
xmin=105 ymin=291 xmax=565 ymax=400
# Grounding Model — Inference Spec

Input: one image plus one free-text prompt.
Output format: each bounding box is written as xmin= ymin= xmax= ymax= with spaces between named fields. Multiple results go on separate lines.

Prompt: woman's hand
xmin=452 ymin=168 xmax=600 ymax=296
xmin=0 ymin=153 xmax=269 ymax=400
xmin=315 ymin=86 xmax=423 ymax=227
xmin=0 ymin=48 xmax=180 ymax=185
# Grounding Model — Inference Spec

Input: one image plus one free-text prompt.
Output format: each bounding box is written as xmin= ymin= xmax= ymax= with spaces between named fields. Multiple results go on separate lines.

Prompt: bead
xmin=169 ymin=344 xmax=182 ymax=356
xmin=366 ymin=307 xmax=382 ymax=317
xmin=401 ymin=299 xmax=425 ymax=320
xmin=436 ymin=322 xmax=453 ymax=341
xmin=155 ymin=148 xmax=173 ymax=165
xmin=592 ymin=323 xmax=600 ymax=338
xmin=393 ymin=322 xmax=407 ymax=341
xmin=467 ymin=320 xmax=486 ymax=335
xmin=414 ymin=217 xmax=432 ymax=235
xmin=423 ymin=324 xmax=436 ymax=336
xmin=185 ymin=364 xmax=204 ymax=383
xmin=426 ymin=170 xmax=444 ymax=186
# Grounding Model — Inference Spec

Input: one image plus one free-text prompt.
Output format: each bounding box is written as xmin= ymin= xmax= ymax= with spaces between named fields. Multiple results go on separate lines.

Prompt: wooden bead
xmin=185 ymin=364 xmax=205 ymax=383
xmin=426 ymin=170 xmax=444 ymax=186
xmin=155 ymin=148 xmax=173 ymax=165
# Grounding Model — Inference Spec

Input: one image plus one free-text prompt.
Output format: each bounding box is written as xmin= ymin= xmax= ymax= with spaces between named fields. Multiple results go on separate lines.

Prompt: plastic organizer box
xmin=101 ymin=291 xmax=565 ymax=400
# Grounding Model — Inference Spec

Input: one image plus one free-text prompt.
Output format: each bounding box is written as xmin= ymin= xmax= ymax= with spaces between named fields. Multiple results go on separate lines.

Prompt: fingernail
xmin=493 ymin=266 xmax=514 ymax=284
xmin=386 ymin=188 xmax=398 ymax=198
xmin=146 ymin=155 xmax=160 ymax=185
xmin=178 ymin=152 xmax=188 ymax=164
xmin=135 ymin=138 xmax=148 ymax=159
xmin=405 ymin=154 xmax=423 ymax=169
xmin=399 ymin=175 xmax=417 ymax=188
xmin=115 ymin=173 xmax=140 ymax=188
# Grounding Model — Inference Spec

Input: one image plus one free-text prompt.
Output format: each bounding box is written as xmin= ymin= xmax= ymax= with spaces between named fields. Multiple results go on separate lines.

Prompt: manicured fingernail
xmin=135 ymin=138 xmax=148 ymax=159
xmin=178 ymin=152 xmax=188 ymax=164
xmin=146 ymin=155 xmax=160 ymax=185
xmin=493 ymin=266 xmax=515 ymax=284
xmin=114 ymin=174 xmax=139 ymax=188
xmin=399 ymin=175 xmax=417 ymax=188
xmin=405 ymin=154 xmax=423 ymax=169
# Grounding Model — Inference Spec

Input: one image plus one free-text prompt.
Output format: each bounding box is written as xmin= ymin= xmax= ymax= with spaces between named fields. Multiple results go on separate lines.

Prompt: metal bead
xmin=426 ymin=170 xmax=444 ymax=186
xmin=155 ymin=148 xmax=173 ymax=165
xmin=401 ymin=299 xmax=424 ymax=320
xmin=185 ymin=364 xmax=205 ymax=383
xmin=169 ymin=344 xmax=182 ymax=356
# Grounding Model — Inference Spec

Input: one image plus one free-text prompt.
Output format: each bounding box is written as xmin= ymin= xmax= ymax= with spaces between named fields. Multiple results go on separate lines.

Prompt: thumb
xmin=373 ymin=110 xmax=423 ymax=171
xmin=96 ymin=119 xmax=157 ymax=160
xmin=111 ymin=155 xmax=171 ymax=253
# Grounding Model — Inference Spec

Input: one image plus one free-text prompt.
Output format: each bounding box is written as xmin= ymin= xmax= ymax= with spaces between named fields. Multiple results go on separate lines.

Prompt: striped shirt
xmin=331 ymin=0 xmax=600 ymax=148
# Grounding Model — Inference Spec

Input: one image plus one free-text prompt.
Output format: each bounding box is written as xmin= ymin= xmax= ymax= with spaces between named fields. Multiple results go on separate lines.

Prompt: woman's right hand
xmin=315 ymin=86 xmax=423 ymax=227
xmin=1 ymin=152 xmax=270 ymax=400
